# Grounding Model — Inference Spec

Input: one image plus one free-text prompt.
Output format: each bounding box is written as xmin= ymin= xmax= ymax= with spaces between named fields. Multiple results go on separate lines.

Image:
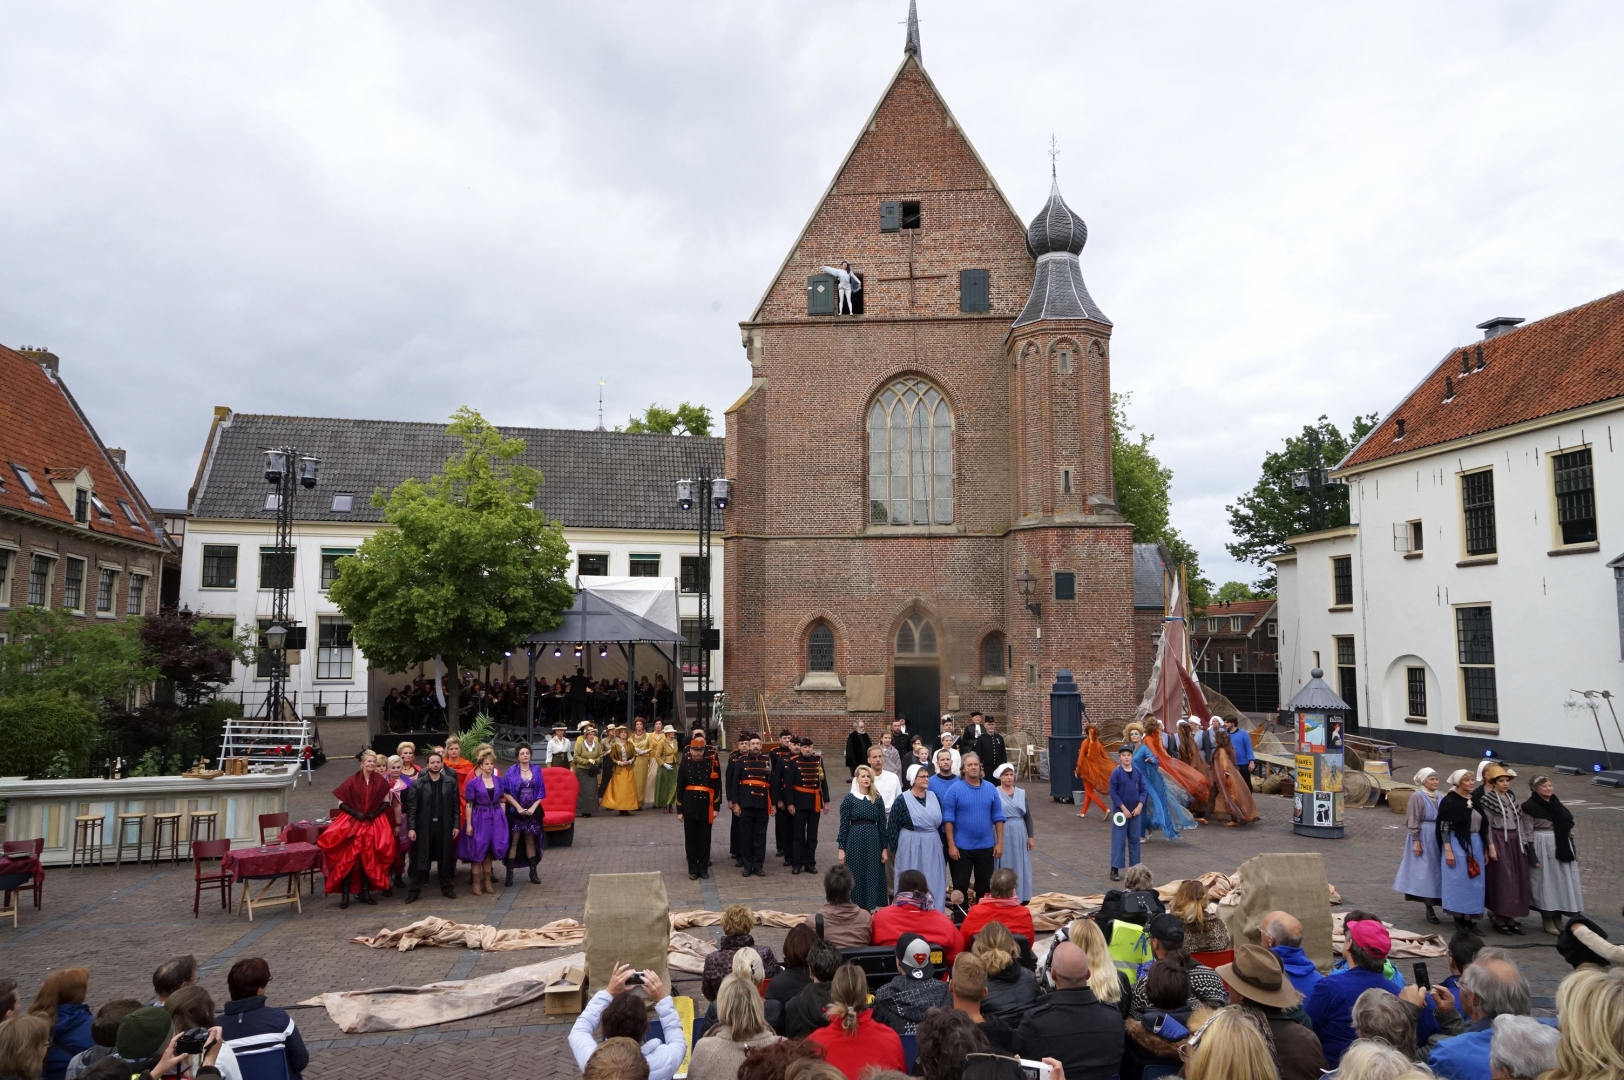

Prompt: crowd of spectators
xmin=378 ymin=671 xmax=675 ymax=733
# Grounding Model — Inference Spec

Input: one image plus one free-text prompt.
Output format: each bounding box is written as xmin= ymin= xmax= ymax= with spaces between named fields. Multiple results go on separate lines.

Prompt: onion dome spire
xmin=1015 ymin=173 xmax=1110 ymax=327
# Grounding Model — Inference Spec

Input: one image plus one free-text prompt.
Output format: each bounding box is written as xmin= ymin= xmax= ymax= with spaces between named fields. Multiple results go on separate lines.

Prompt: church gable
xmin=748 ymin=58 xmax=1032 ymax=325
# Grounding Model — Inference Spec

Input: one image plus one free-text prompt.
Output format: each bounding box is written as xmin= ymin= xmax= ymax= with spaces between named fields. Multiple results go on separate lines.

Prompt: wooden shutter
xmin=879 ymin=201 xmax=901 ymax=232
xmin=960 ymin=269 xmax=990 ymax=312
xmin=807 ymin=274 xmax=836 ymax=315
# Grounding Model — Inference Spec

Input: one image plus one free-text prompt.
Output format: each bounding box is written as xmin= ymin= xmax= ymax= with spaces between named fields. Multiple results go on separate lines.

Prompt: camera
xmin=175 ymin=1028 xmax=211 ymax=1055
xmin=624 ymin=971 xmax=645 ymax=986
xmin=1017 ymin=1061 xmax=1053 ymax=1080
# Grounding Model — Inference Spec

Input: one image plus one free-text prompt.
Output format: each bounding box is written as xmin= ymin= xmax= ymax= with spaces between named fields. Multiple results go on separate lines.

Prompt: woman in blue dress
xmin=1124 ymin=722 xmax=1194 ymax=841
xmin=1393 ymin=767 xmax=1444 ymax=924
xmin=837 ymin=766 xmax=889 ymax=910
xmin=1437 ymin=768 xmax=1489 ymax=933
xmin=886 ymin=765 xmax=949 ymax=911
xmin=991 ymin=764 xmax=1034 ymax=902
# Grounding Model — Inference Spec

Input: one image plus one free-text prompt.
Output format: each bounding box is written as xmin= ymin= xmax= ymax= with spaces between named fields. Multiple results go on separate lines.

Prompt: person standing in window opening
xmin=733 ymin=733 xmax=774 ymax=877
xmin=1074 ymin=722 xmax=1113 ymax=819
xmin=843 ymin=720 xmax=871 ymax=781
xmin=1394 ymin=767 xmax=1445 ymax=925
xmin=678 ymin=734 xmax=721 ymax=880
xmin=1478 ymin=763 xmax=1533 ymax=935
xmin=572 ymin=721 xmax=602 ymax=818
xmin=991 ymin=763 xmax=1035 ymax=903
xmin=1438 ymin=768 xmax=1489 ymax=934
xmin=819 ymin=262 xmax=862 ymax=315
xmin=1522 ymin=775 xmax=1582 ymax=935
xmin=1109 ymin=745 xmax=1145 ymax=882
xmin=318 ymin=749 xmax=396 ymax=909
xmin=458 ymin=747 xmax=508 ymax=896
xmin=787 ymin=737 xmax=830 ymax=875
xmin=502 ymin=744 xmax=545 ymax=888
xmin=887 ymin=765 xmax=949 ymax=911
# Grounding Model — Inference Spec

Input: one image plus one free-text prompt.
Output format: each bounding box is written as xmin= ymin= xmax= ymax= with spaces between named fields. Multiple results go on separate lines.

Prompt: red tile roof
xmin=1342 ymin=289 xmax=1624 ymax=470
xmin=0 ymin=344 xmax=166 ymax=548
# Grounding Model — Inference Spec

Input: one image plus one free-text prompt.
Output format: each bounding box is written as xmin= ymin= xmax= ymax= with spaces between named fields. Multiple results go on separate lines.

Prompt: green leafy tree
xmin=625 ymin=402 xmax=713 ymax=437
xmin=328 ymin=406 xmax=576 ymax=733
xmin=140 ymin=608 xmax=253 ymax=708
xmin=0 ymin=607 xmax=155 ymax=703
xmin=1213 ymin=580 xmax=1269 ymax=603
xmin=1112 ymin=393 xmax=1214 ymax=612
xmin=0 ymin=691 xmax=102 ymax=779
xmin=1224 ymin=413 xmax=1379 ymax=591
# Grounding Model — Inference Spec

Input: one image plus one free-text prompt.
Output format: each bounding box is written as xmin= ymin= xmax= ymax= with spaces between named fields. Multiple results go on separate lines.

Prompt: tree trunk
xmin=445 ymin=661 xmax=462 ymax=735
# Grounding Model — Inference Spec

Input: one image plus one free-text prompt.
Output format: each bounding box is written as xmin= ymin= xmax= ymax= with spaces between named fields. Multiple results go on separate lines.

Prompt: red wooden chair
xmin=192 ymin=839 xmax=233 ymax=917
xmin=285 ymin=826 xmax=323 ymax=894
xmin=1 ymin=840 xmax=42 ymax=909
xmin=257 ymin=812 xmax=289 ymax=846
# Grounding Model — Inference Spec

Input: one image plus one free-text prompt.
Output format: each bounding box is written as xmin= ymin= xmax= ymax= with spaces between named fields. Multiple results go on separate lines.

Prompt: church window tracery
xmin=868 ymin=377 xmax=953 ymax=525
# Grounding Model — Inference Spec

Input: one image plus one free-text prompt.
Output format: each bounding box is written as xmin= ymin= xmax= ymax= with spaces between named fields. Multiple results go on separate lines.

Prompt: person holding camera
xmin=567 ymin=964 xmax=685 ymax=1080
xmin=162 ymin=989 xmax=240 ymax=1080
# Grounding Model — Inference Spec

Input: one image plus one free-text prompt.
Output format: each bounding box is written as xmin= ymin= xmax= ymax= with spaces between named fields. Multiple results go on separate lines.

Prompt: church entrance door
xmin=894 ymin=666 xmax=939 ymax=749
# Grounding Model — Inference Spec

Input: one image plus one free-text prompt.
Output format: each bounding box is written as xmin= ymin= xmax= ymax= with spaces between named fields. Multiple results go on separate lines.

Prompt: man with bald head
xmin=1262 ymin=909 xmax=1322 ymax=999
xmin=1016 ymin=941 xmax=1125 ymax=1080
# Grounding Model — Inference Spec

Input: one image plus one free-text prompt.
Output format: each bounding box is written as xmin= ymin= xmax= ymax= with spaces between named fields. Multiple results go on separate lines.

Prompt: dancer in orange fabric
xmin=1208 ymin=727 xmax=1260 ymax=826
xmin=318 ymin=750 xmax=398 ymax=908
xmin=1143 ymin=719 xmax=1212 ymax=812
xmin=1073 ymin=723 xmax=1113 ymax=818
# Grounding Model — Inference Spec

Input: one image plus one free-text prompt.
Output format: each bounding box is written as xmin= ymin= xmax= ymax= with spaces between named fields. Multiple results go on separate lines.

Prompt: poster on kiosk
xmin=1293 ymin=709 xmax=1345 ymax=837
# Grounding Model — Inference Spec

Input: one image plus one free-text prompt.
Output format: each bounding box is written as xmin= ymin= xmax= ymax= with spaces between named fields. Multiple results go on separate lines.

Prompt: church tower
xmin=723 ymin=6 xmax=1135 ymax=746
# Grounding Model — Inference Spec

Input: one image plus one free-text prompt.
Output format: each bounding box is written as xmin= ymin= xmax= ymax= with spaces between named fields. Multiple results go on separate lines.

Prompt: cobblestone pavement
xmin=3 ymin=721 xmax=1620 ymax=1076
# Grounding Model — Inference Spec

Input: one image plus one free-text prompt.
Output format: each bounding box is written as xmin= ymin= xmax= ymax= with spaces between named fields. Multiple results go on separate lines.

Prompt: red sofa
xmin=541 ymin=766 xmax=579 ymax=846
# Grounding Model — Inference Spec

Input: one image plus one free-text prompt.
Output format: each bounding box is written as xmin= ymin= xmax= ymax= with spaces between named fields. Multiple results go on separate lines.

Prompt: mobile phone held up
xmin=625 ymin=971 xmax=645 ymax=986
xmin=1413 ymin=962 xmax=1431 ymax=990
xmin=1018 ymin=1061 xmax=1053 ymax=1080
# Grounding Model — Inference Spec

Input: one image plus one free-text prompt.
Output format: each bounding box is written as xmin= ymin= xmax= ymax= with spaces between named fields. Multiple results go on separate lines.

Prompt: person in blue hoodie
xmin=1304 ymin=919 xmax=1438 ymax=1067
xmin=1261 ymin=910 xmax=1323 ymax=1002
xmin=28 ymin=967 xmax=93 ymax=1080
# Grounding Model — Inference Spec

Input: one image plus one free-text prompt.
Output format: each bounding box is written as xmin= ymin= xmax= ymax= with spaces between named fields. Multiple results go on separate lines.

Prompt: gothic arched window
xmin=808 ymin=624 xmax=835 ymax=672
xmin=896 ymin=615 xmax=938 ymax=656
xmin=869 ymin=377 xmax=953 ymax=525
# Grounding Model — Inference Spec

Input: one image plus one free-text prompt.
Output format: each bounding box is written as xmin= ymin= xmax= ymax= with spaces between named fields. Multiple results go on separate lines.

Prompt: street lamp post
xmin=676 ymin=472 xmax=729 ymax=734
xmin=261 ymin=447 xmax=319 ymax=724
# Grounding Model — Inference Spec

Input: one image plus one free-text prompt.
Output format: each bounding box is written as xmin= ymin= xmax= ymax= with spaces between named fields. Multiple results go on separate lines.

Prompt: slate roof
xmin=0 ymin=344 xmax=168 ymax=549
xmin=1132 ymin=542 xmax=1168 ymax=609
xmin=190 ymin=412 xmax=725 ymax=531
xmin=1014 ymin=180 xmax=1111 ymax=328
xmin=1341 ymin=288 xmax=1624 ymax=470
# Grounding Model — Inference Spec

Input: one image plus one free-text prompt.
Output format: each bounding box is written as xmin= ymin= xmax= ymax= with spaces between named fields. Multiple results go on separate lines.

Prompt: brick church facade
xmin=723 ymin=19 xmax=1136 ymax=747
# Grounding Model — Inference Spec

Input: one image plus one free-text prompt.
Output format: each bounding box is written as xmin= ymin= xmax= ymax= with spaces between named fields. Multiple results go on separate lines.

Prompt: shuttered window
xmin=960 ymin=269 xmax=990 ymax=312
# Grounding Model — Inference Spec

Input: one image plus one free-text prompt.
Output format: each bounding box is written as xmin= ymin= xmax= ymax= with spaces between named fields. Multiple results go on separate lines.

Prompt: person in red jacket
xmin=958 ymin=867 xmax=1035 ymax=946
xmin=870 ymin=869 xmax=964 ymax=965
xmin=807 ymin=963 xmax=905 ymax=1078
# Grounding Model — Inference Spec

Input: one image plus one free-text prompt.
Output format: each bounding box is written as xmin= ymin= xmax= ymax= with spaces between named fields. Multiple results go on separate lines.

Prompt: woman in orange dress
xmin=1143 ymin=718 xmax=1212 ymax=814
xmin=442 ymin=735 xmax=477 ymax=832
xmin=1208 ymin=726 xmax=1260 ymax=826
xmin=1073 ymin=723 xmax=1114 ymax=819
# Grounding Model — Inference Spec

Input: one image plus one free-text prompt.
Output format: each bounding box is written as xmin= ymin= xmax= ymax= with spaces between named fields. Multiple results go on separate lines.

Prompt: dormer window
xmin=74 ymin=489 xmax=89 ymax=524
xmin=10 ymin=464 xmax=44 ymax=501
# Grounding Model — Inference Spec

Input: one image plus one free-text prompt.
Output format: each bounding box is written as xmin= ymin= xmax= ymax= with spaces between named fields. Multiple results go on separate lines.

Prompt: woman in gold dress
xmin=631 ymin=717 xmax=654 ymax=809
xmin=601 ymin=725 xmax=641 ymax=814
xmin=653 ymin=724 xmax=681 ymax=812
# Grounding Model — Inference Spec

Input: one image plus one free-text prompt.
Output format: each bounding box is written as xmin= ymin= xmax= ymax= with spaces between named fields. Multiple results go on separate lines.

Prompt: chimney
xmin=1475 ymin=316 xmax=1524 ymax=340
xmin=106 ymin=448 xmax=127 ymax=467
xmin=17 ymin=347 xmax=59 ymax=372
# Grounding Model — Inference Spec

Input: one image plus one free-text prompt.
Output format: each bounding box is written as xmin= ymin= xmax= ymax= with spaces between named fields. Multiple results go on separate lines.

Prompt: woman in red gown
xmin=318 ymin=750 xmax=398 ymax=908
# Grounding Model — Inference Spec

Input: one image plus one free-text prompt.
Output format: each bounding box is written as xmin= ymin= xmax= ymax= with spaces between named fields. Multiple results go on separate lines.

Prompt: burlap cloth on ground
xmin=351 ymin=917 xmax=716 ymax=973
xmin=299 ymin=952 xmax=584 ymax=1033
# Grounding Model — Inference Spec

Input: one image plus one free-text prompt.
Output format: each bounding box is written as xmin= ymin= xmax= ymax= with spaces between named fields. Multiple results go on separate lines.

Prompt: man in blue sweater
xmin=218 ymin=957 xmax=310 ymax=1080
xmin=942 ymin=751 xmax=1005 ymax=901
xmin=1425 ymin=954 xmax=1552 ymax=1080
xmin=1261 ymin=911 xmax=1322 ymax=1001
xmin=1108 ymin=745 xmax=1145 ymax=882
xmin=1304 ymin=919 xmax=1438 ymax=1067
xmin=1224 ymin=717 xmax=1255 ymax=783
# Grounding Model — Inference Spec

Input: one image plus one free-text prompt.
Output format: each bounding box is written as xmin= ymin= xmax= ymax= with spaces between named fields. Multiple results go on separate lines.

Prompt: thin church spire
xmin=904 ymin=0 xmax=922 ymax=64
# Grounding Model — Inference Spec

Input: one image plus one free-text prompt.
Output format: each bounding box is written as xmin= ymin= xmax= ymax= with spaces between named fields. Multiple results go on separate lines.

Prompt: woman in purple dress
xmin=458 ymin=748 xmax=508 ymax=896
xmin=503 ymin=744 xmax=547 ymax=887
xmin=386 ymin=754 xmax=415 ymax=893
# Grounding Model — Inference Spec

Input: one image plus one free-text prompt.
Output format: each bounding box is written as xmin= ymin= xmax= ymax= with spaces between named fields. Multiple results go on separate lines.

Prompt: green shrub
xmin=0 ymin=691 xmax=103 ymax=779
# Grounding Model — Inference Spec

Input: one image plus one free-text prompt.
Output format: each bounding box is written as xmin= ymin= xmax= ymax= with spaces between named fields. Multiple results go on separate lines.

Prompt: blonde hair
xmin=396 ymin=741 xmax=417 ymax=756
xmin=854 ymin=765 xmax=879 ymax=803
xmin=715 ymin=974 xmax=768 ymax=1042
xmin=584 ymin=1037 xmax=647 ymax=1080
xmin=1185 ymin=1006 xmax=1280 ymax=1080
xmin=973 ymin=920 xmax=1020 ymax=976
xmin=1121 ymin=864 xmax=1154 ymax=892
xmin=1068 ymin=918 xmax=1123 ymax=1004
xmin=386 ymin=754 xmax=403 ymax=768
xmin=721 ymin=903 xmax=755 ymax=938
xmin=1171 ymin=878 xmax=1212 ymax=935
xmin=475 ymin=742 xmax=496 ymax=764
xmin=824 ymin=964 xmax=869 ymax=1036
xmin=1332 ymin=1039 xmax=1414 ymax=1080
xmin=1123 ymin=722 xmax=1146 ymax=741
xmin=359 ymin=749 xmax=378 ymax=763
xmin=1543 ymin=967 xmax=1624 ymax=1080
xmin=0 ymin=1014 xmax=51 ymax=1079
xmin=732 ymin=947 xmax=765 ymax=984
xmin=444 ymin=735 xmax=462 ymax=750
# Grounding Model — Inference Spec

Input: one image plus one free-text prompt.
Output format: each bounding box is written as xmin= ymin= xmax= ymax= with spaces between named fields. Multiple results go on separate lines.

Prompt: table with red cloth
xmin=0 ymin=854 xmax=44 ymax=909
xmin=278 ymin=820 xmax=332 ymax=844
xmin=221 ymin=842 xmax=322 ymax=917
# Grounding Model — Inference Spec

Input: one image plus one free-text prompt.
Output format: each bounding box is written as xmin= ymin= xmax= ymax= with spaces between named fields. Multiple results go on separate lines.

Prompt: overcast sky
xmin=3 ymin=2 xmax=1621 ymax=586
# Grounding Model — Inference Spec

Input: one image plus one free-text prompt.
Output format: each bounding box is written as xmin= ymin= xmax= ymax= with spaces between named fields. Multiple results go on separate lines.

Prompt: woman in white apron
xmin=885 ymin=764 xmax=949 ymax=911
xmin=1392 ymin=767 xmax=1444 ymax=924
xmin=992 ymin=763 xmax=1034 ymax=903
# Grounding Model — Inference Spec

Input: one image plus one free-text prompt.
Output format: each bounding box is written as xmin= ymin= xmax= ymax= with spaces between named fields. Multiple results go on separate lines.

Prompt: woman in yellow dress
xmin=602 ymin=725 xmax=641 ymax=814
xmin=653 ymin=724 xmax=681 ymax=812
xmin=631 ymin=717 xmax=653 ymax=809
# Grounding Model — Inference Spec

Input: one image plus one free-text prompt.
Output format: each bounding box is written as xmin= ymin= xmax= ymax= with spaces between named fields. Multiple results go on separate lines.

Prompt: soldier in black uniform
xmin=726 ymin=735 xmax=747 ymax=867
xmin=786 ymin=737 xmax=830 ymax=875
xmin=731 ymin=734 xmax=774 ymax=877
xmin=677 ymin=734 xmax=722 ymax=879
xmin=769 ymin=729 xmax=797 ymax=864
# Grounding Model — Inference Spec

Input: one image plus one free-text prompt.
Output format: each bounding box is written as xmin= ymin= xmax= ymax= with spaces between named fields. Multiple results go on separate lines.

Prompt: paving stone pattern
xmin=2 ymin=721 xmax=1620 ymax=1075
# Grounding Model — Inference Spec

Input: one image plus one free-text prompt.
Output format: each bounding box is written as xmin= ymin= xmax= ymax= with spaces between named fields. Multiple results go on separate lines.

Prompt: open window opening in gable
xmin=900 ymin=201 xmax=921 ymax=229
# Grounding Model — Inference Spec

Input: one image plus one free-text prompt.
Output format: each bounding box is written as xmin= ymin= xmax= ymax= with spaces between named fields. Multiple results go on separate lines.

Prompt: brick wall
xmin=0 ymin=517 xmax=164 ymax=633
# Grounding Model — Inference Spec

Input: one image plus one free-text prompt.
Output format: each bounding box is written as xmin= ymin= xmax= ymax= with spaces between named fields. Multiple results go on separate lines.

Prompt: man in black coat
xmin=972 ymin=712 xmax=1008 ymax=775
xmin=405 ymin=750 xmax=461 ymax=901
xmin=786 ymin=738 xmax=830 ymax=875
xmin=677 ymin=735 xmax=722 ymax=880
xmin=1017 ymin=941 xmax=1125 ymax=1080
xmin=769 ymin=729 xmax=797 ymax=862
xmin=843 ymin=720 xmax=871 ymax=780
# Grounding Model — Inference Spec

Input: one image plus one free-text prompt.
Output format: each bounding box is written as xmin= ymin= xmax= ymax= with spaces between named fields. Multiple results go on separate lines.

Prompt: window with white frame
xmin=0 ymin=549 xmax=12 ymax=607
xmin=1332 ymin=556 xmax=1353 ymax=606
xmin=201 ymin=545 xmax=238 ymax=588
xmin=868 ymin=376 xmax=953 ymax=525
xmin=320 ymin=548 xmax=355 ymax=591
xmin=1230 ymin=615 xmax=1246 ymax=631
xmin=127 ymin=573 xmax=147 ymax=616
xmin=1266 ymin=620 xmax=1277 ymax=638
xmin=1461 ymin=470 xmax=1497 ymax=556
xmin=628 ymin=553 xmax=661 ymax=577
xmin=317 ymin=616 xmax=354 ymax=679
xmin=28 ymin=554 xmax=54 ymax=607
xmin=62 ymin=557 xmax=86 ymax=612
xmin=96 ymin=568 xmax=118 ymax=613
xmin=1552 ymin=448 xmax=1597 ymax=546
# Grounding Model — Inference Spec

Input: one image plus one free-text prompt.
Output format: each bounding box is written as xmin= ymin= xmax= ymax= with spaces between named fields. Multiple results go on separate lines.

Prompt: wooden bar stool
xmin=71 ymin=815 xmax=105 ymax=869
xmin=114 ymin=812 xmax=146 ymax=866
xmin=187 ymin=809 xmax=219 ymax=843
xmin=151 ymin=812 xmax=183 ymax=865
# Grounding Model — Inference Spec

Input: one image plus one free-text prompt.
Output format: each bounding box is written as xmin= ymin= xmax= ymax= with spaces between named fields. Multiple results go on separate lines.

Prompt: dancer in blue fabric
xmin=1125 ymin=722 xmax=1194 ymax=841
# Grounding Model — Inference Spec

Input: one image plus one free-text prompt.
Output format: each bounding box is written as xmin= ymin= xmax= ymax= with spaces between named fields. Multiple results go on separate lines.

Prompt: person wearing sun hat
xmin=1216 ymin=945 xmax=1327 ymax=1080
xmin=1479 ymin=762 xmax=1534 ymax=935
xmin=654 ymin=724 xmax=681 ymax=812
xmin=571 ymin=720 xmax=602 ymax=818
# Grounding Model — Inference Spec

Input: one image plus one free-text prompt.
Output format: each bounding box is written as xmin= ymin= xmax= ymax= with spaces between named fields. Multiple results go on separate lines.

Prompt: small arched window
xmin=982 ymin=633 xmax=1005 ymax=677
xmin=896 ymin=615 xmax=937 ymax=656
xmin=869 ymin=377 xmax=953 ymax=525
xmin=808 ymin=624 xmax=835 ymax=672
